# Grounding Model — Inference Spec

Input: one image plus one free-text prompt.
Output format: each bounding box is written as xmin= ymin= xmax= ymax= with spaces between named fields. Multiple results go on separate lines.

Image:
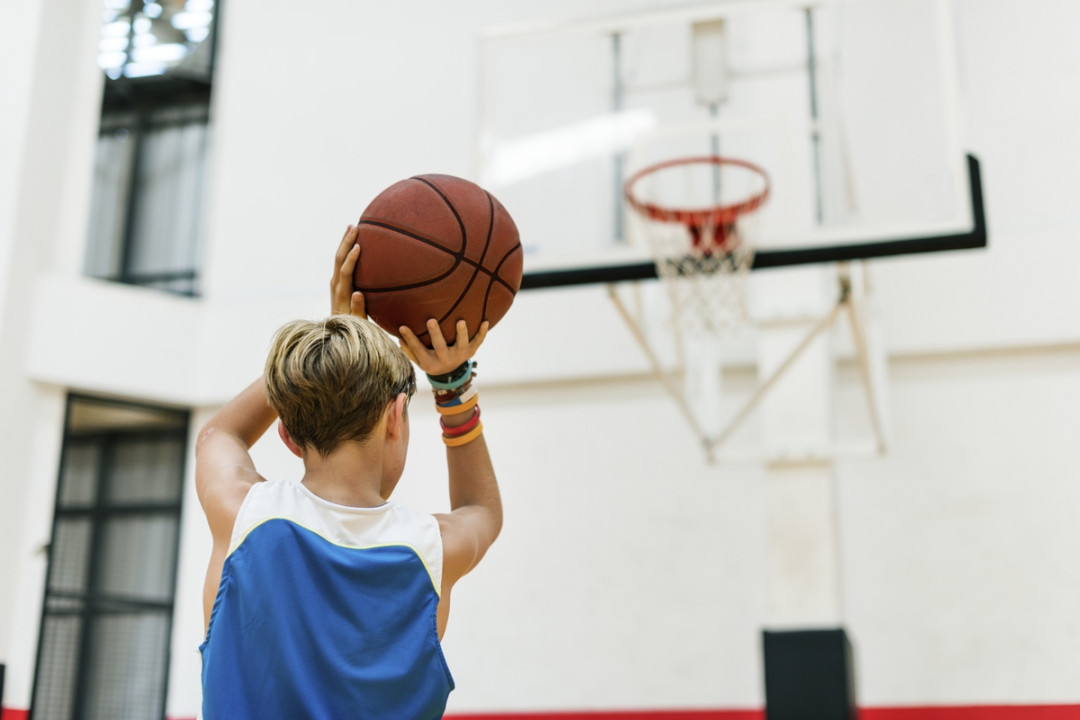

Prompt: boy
xmin=195 ymin=226 xmax=501 ymax=718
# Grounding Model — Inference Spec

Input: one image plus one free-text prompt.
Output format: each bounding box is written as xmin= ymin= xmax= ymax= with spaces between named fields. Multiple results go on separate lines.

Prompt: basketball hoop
xmin=624 ymin=155 xmax=770 ymax=332
xmin=625 ymin=156 xmax=769 ymax=251
xmin=616 ymin=154 xmax=889 ymax=464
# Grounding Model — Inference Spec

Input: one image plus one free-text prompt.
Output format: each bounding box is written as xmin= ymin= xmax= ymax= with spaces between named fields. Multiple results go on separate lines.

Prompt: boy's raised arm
xmin=398 ymin=320 xmax=502 ymax=592
xmin=194 ymin=377 xmax=277 ymax=630
xmin=195 ymin=379 xmax=277 ymax=534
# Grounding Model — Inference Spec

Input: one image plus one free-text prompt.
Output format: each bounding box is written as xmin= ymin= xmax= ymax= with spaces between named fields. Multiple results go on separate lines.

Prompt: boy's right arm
xmin=195 ymin=377 xmax=278 ymax=628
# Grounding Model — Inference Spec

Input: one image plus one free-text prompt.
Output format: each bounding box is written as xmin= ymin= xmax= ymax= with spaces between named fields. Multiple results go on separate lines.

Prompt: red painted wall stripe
xmin=446 ymin=712 xmax=762 ymax=720
xmin=445 ymin=708 xmax=1080 ymax=720
xmin=6 ymin=705 xmax=1078 ymax=720
xmin=861 ymin=706 xmax=1080 ymax=720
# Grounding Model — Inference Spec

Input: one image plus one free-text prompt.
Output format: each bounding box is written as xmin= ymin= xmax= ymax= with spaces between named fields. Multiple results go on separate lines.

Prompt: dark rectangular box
xmin=763 ymin=628 xmax=857 ymax=720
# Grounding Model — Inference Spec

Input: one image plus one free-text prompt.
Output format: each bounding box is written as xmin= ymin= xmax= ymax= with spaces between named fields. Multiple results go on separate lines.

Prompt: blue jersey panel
xmin=201 ymin=519 xmax=452 ymax=720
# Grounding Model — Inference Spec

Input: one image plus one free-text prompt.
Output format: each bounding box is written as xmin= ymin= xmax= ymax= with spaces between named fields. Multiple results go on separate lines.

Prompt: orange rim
xmin=624 ymin=156 xmax=770 ymax=235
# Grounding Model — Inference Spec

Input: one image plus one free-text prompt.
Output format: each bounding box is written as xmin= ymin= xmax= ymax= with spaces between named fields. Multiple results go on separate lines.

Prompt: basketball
xmin=353 ymin=174 xmax=523 ymax=346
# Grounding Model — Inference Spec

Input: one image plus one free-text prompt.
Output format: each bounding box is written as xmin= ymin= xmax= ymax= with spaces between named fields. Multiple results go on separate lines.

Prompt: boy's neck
xmin=299 ymin=441 xmax=391 ymax=509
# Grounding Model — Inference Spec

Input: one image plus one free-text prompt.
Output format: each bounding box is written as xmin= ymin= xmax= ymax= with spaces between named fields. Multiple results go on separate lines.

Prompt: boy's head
xmin=264 ymin=315 xmax=416 ymax=456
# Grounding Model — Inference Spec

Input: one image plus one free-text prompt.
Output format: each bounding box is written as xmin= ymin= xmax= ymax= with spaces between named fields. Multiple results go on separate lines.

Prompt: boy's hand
xmin=331 ymin=224 xmax=366 ymax=317
xmin=399 ymin=319 xmax=489 ymax=376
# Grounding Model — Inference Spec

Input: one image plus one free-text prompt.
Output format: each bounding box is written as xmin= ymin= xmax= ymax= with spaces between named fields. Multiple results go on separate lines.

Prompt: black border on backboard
xmin=521 ymin=154 xmax=986 ymax=290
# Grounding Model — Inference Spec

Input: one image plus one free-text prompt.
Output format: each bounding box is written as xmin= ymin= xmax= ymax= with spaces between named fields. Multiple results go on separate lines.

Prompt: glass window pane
xmin=82 ymin=613 xmax=169 ymax=720
xmin=58 ymin=443 xmax=100 ymax=507
xmin=127 ymin=116 xmax=207 ymax=295
xmin=106 ymin=437 xmax=184 ymax=504
xmin=67 ymin=399 xmax=187 ymax=434
xmin=98 ymin=1 xmax=215 ymax=80
xmin=49 ymin=519 xmax=93 ymax=595
xmin=84 ymin=125 xmax=137 ymax=281
xmin=31 ymin=615 xmax=83 ymax=720
xmin=97 ymin=516 xmax=179 ymax=601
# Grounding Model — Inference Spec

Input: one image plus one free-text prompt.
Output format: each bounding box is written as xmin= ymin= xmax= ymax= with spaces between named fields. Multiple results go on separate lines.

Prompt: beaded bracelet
xmin=435 ymin=383 xmax=478 ymax=409
xmin=443 ymin=421 xmax=484 ymax=447
xmin=433 ymin=378 xmax=472 ymax=401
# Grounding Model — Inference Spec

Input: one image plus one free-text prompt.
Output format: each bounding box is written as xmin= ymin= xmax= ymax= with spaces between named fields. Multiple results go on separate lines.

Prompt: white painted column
xmin=0 ymin=0 xmax=105 ymax=707
xmin=167 ymin=411 xmax=216 ymax=719
xmin=751 ymin=265 xmax=844 ymax=627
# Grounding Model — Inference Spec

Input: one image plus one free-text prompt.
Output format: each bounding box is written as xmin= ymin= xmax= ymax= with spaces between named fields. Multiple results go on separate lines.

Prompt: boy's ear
xmin=385 ymin=393 xmax=408 ymax=440
xmin=277 ymin=420 xmax=304 ymax=458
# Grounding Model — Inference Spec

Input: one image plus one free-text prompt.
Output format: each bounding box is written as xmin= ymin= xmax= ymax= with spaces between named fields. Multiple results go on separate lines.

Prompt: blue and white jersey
xmin=200 ymin=477 xmax=453 ymax=720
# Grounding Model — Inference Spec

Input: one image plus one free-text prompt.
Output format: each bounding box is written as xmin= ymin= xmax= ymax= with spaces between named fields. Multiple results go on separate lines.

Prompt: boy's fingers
xmin=331 ymin=244 xmax=362 ymax=315
xmin=469 ymin=321 xmax=490 ymax=353
xmin=350 ymin=291 xmax=366 ymax=317
xmin=334 ymin=225 xmax=357 ymax=267
xmin=331 ymin=237 xmax=357 ymax=305
xmin=453 ymin=320 xmax=469 ymax=349
xmin=427 ymin=318 xmax=449 ymax=355
xmin=398 ymin=325 xmax=425 ymax=360
xmin=337 ymin=244 xmax=359 ymax=283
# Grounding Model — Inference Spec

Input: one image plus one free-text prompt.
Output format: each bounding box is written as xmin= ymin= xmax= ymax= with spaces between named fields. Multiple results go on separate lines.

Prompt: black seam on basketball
xmin=479 ymin=271 xmax=496 ymax=323
xmin=363 ymin=174 xmax=470 ymax=295
xmin=353 ymin=220 xmax=464 ymax=292
xmin=412 ymin=176 xmax=467 ymax=254
xmin=490 ymin=243 xmax=522 ymax=294
xmin=355 ymin=219 xmax=513 ymax=292
xmin=435 ymin=190 xmax=497 ymax=326
xmin=480 ymin=243 xmax=522 ymax=317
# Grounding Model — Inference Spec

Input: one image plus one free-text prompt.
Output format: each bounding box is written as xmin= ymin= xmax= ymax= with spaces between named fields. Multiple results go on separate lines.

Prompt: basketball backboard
xmin=474 ymin=0 xmax=985 ymax=289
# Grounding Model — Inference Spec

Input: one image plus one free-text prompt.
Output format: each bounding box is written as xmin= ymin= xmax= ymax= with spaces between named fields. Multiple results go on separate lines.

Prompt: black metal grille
xmin=30 ymin=397 xmax=189 ymax=720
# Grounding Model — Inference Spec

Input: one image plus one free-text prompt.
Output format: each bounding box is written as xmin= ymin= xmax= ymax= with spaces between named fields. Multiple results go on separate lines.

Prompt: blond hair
xmin=264 ymin=315 xmax=415 ymax=455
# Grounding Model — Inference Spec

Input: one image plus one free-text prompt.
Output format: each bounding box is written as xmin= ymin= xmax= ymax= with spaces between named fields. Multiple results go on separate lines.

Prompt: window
xmin=84 ymin=105 xmax=211 ymax=295
xmin=84 ymin=0 xmax=218 ymax=297
xmin=31 ymin=397 xmax=189 ymax=720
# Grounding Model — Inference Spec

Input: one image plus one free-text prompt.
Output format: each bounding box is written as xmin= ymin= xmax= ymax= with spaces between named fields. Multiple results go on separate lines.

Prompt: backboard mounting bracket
xmin=608 ymin=262 xmax=889 ymax=464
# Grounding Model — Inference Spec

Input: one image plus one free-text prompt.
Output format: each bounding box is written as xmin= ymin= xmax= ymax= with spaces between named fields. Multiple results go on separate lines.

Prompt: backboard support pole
xmin=607 ymin=282 xmax=720 ymax=462
xmin=608 ymin=266 xmax=890 ymax=464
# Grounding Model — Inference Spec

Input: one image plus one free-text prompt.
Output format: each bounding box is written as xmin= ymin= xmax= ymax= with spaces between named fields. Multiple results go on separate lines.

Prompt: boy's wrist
xmin=426 ymin=360 xmax=473 ymax=390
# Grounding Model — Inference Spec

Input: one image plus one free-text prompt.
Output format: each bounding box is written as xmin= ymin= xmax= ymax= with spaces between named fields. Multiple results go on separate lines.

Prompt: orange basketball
xmin=353 ymin=175 xmax=523 ymax=347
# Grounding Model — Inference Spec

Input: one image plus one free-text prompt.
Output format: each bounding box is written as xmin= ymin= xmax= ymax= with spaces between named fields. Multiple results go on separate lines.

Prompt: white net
xmin=625 ymin=157 xmax=768 ymax=337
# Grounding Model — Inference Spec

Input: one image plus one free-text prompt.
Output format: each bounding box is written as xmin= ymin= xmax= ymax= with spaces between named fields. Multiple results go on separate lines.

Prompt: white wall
xmin=1 ymin=0 xmax=1079 ymax=716
xmin=840 ymin=348 xmax=1080 ymax=706
xmin=0 ymin=0 xmax=107 ymax=706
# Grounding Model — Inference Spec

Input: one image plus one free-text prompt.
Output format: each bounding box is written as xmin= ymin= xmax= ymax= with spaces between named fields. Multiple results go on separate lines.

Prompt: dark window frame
xmin=86 ymin=0 xmax=221 ymax=298
xmin=29 ymin=395 xmax=190 ymax=720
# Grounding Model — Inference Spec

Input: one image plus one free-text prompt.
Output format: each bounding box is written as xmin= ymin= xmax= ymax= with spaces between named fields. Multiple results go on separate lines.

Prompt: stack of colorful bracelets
xmin=427 ymin=359 xmax=482 ymax=447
